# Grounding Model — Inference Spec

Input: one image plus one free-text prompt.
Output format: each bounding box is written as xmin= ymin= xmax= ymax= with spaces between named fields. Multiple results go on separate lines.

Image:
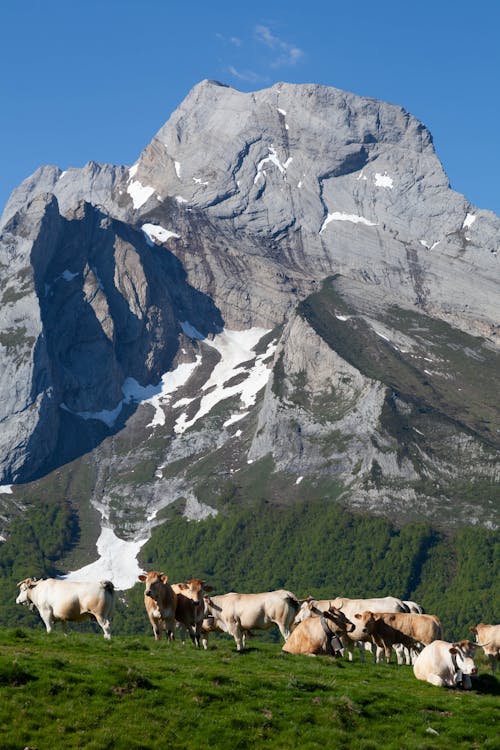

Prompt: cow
xmin=203 ymin=589 xmax=300 ymax=651
xmin=352 ymin=611 xmax=443 ymax=663
xmin=295 ymin=596 xmax=409 ymax=661
xmin=138 ymin=572 xmax=177 ymax=641
xmin=16 ymin=577 xmax=115 ymax=639
xmin=403 ymin=600 xmax=424 ymax=614
xmin=470 ymin=623 xmax=500 ymax=673
xmin=172 ymin=579 xmax=213 ymax=648
xmin=413 ymin=640 xmax=478 ymax=689
xmin=283 ymin=605 xmax=355 ymax=656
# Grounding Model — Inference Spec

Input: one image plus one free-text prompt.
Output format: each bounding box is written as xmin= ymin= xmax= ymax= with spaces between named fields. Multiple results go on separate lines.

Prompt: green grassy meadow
xmin=0 ymin=629 xmax=498 ymax=750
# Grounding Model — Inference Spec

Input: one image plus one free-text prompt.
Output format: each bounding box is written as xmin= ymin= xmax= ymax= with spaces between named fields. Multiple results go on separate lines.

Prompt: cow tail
xmin=101 ymin=580 xmax=115 ymax=594
xmin=287 ymin=596 xmax=301 ymax=614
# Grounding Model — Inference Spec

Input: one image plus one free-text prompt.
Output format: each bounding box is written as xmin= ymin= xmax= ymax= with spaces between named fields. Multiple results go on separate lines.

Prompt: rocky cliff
xmin=0 ymin=80 xmax=498 ymax=556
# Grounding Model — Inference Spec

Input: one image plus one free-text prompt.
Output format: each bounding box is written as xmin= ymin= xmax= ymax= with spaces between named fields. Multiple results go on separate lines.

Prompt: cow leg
xmin=94 ymin=615 xmax=112 ymax=640
xmin=488 ymin=654 xmax=497 ymax=673
xmin=228 ymin=618 xmax=244 ymax=651
xmin=39 ymin=607 xmax=54 ymax=634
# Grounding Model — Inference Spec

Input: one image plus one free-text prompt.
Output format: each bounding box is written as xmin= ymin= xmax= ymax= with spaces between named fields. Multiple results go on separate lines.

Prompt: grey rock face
xmin=0 ymin=80 xmax=498 ymax=535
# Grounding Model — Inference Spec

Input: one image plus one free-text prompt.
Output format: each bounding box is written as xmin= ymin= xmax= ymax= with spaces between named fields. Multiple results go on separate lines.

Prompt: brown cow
xmin=470 ymin=623 xmax=500 ymax=673
xmin=138 ymin=572 xmax=177 ymax=641
xmin=352 ymin=611 xmax=443 ymax=663
xmin=283 ymin=605 xmax=355 ymax=656
xmin=172 ymin=579 xmax=213 ymax=648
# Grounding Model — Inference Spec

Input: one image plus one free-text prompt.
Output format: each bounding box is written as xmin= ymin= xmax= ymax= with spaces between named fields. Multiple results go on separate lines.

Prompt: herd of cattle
xmin=15 ymin=574 xmax=499 ymax=691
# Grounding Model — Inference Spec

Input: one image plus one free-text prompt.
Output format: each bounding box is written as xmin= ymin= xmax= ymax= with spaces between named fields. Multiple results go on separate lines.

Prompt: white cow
xmin=16 ymin=577 xmax=115 ymax=639
xmin=413 ymin=640 xmax=478 ymax=689
xmin=204 ymin=590 xmax=300 ymax=651
xmin=296 ymin=596 xmax=409 ymax=661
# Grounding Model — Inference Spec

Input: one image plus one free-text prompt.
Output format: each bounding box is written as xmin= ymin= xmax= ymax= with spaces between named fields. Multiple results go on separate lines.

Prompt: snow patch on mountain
xmin=142 ymin=223 xmax=180 ymax=245
xmin=320 ymin=211 xmax=378 ymax=234
xmin=175 ymin=327 xmax=276 ymax=434
xmin=62 ymin=526 xmax=148 ymax=590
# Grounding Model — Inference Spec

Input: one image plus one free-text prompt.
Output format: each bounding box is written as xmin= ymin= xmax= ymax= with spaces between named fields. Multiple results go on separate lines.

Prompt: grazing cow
xmin=470 ymin=623 xmax=500 ymax=673
xmin=172 ymin=579 xmax=213 ymax=648
xmin=204 ymin=590 xmax=300 ymax=651
xmin=283 ymin=605 xmax=355 ymax=656
xmin=352 ymin=611 xmax=443 ymax=663
xmin=16 ymin=577 xmax=115 ymax=639
xmin=413 ymin=640 xmax=478 ymax=688
xmin=138 ymin=572 xmax=177 ymax=641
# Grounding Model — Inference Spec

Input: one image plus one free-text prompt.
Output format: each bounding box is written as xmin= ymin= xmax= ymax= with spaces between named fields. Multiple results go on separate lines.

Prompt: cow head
xmin=139 ymin=572 xmax=169 ymax=600
xmin=449 ymin=641 xmax=478 ymax=687
xmin=352 ymin=611 xmax=377 ymax=639
xmin=16 ymin=578 xmax=38 ymax=608
xmin=326 ymin=606 xmax=356 ymax=634
xmin=183 ymin=579 xmax=213 ymax=602
xmin=293 ymin=597 xmax=316 ymax=626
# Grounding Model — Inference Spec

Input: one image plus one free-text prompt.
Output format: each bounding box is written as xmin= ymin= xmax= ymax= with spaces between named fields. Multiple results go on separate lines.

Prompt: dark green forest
xmin=0 ymin=494 xmax=498 ymax=640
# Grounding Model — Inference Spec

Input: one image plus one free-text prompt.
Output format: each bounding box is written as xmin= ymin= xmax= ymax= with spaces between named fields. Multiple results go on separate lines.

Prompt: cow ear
xmin=161 ymin=575 xmax=169 ymax=584
xmin=138 ymin=575 xmax=146 ymax=582
xmin=204 ymin=586 xmax=214 ymax=593
xmin=178 ymin=583 xmax=189 ymax=590
xmin=469 ymin=627 xmax=477 ymax=634
xmin=449 ymin=646 xmax=458 ymax=654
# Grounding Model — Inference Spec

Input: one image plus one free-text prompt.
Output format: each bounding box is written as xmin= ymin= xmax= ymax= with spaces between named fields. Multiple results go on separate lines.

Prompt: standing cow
xmin=204 ymin=590 xmax=300 ymax=651
xmin=139 ymin=572 xmax=177 ymax=641
xmin=470 ymin=623 xmax=500 ymax=673
xmin=172 ymin=579 xmax=213 ymax=648
xmin=413 ymin=640 xmax=478 ymax=689
xmin=16 ymin=577 xmax=115 ymax=639
xmin=351 ymin=611 xmax=443 ymax=663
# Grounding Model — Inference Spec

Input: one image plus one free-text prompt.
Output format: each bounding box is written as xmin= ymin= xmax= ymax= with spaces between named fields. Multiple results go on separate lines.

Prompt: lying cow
xmin=139 ymin=572 xmax=177 ymax=641
xmin=16 ymin=577 xmax=115 ymax=639
xmin=204 ymin=589 xmax=300 ymax=651
xmin=413 ymin=640 xmax=478 ymax=689
xmin=470 ymin=622 xmax=500 ymax=673
xmin=283 ymin=605 xmax=355 ymax=656
xmin=172 ymin=579 xmax=213 ymax=648
xmin=352 ymin=611 xmax=443 ymax=663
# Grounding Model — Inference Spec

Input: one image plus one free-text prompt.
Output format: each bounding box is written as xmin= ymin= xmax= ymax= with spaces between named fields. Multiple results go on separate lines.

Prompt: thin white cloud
xmin=228 ymin=65 xmax=263 ymax=83
xmin=254 ymin=25 xmax=304 ymax=67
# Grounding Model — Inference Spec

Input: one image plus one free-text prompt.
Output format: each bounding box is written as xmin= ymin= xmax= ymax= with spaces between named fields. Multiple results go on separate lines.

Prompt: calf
xmin=413 ymin=640 xmax=478 ymax=688
xmin=470 ymin=622 xmax=500 ymax=673
xmin=172 ymin=579 xmax=213 ymax=648
xmin=138 ymin=572 xmax=177 ymax=641
xmin=283 ymin=605 xmax=355 ymax=656
xmin=351 ymin=611 xmax=442 ymax=663
xmin=16 ymin=577 xmax=115 ymax=639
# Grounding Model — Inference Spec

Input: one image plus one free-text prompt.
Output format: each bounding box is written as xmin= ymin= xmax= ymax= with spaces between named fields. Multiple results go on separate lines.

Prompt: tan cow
xmin=204 ymin=589 xmax=300 ymax=651
xmin=16 ymin=578 xmax=115 ymax=639
xmin=172 ymin=579 xmax=213 ymax=648
xmin=138 ymin=572 xmax=177 ymax=641
xmin=296 ymin=596 xmax=409 ymax=661
xmin=470 ymin=622 xmax=500 ymax=673
xmin=283 ymin=605 xmax=355 ymax=656
xmin=413 ymin=640 xmax=478 ymax=688
xmin=352 ymin=611 xmax=443 ymax=663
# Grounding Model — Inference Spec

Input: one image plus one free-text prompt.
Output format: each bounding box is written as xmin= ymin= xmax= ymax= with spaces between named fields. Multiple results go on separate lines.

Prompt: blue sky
xmin=1 ymin=0 xmax=499 ymax=215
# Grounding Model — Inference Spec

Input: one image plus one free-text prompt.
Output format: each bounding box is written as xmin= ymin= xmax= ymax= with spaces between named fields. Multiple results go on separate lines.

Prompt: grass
xmin=0 ymin=629 xmax=497 ymax=749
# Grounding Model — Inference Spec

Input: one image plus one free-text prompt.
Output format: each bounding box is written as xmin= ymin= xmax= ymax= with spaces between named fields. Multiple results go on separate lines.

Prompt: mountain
xmin=0 ymin=80 xmax=499 ymax=586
